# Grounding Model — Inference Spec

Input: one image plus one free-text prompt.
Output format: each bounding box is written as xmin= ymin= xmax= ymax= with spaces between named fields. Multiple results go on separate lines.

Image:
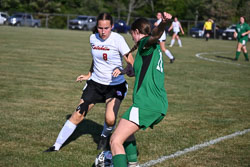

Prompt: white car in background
xmin=0 ymin=12 xmax=9 ymax=25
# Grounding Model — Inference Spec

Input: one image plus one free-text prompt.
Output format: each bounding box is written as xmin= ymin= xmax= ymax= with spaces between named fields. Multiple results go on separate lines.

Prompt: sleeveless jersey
xmin=89 ymin=32 xmax=130 ymax=85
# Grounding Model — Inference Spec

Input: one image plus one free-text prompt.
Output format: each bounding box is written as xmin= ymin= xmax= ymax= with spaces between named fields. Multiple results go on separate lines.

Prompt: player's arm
xmin=146 ymin=12 xmax=172 ymax=46
xmin=76 ymin=60 xmax=93 ymax=82
xmin=113 ymin=53 xmax=134 ymax=77
xmin=179 ymin=22 xmax=184 ymax=34
xmin=242 ymin=29 xmax=250 ymax=36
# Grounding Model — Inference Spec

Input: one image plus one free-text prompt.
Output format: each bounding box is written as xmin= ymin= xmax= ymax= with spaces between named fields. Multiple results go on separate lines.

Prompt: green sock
xmin=235 ymin=51 xmax=241 ymax=60
xmin=244 ymin=52 xmax=249 ymax=60
xmin=113 ymin=154 xmax=127 ymax=167
xmin=124 ymin=140 xmax=138 ymax=163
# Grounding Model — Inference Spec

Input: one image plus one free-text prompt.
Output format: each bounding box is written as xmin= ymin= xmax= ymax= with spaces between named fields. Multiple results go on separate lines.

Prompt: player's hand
xmin=112 ymin=68 xmax=122 ymax=77
xmin=241 ymin=33 xmax=246 ymax=37
xmin=162 ymin=12 xmax=172 ymax=20
xmin=76 ymin=74 xmax=90 ymax=82
xmin=125 ymin=64 xmax=134 ymax=77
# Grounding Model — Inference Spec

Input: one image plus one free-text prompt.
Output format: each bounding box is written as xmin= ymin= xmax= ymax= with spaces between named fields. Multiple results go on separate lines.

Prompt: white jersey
xmin=156 ymin=19 xmax=166 ymax=41
xmin=172 ymin=21 xmax=181 ymax=33
xmin=89 ymin=32 xmax=130 ymax=85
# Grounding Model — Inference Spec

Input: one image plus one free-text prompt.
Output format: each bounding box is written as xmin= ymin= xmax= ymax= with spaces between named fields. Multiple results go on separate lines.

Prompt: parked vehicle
xmin=190 ymin=22 xmax=223 ymax=39
xmin=112 ymin=20 xmax=130 ymax=33
xmin=0 ymin=12 xmax=9 ymax=25
xmin=69 ymin=15 xmax=96 ymax=30
xmin=8 ymin=13 xmax=41 ymax=27
xmin=222 ymin=24 xmax=236 ymax=40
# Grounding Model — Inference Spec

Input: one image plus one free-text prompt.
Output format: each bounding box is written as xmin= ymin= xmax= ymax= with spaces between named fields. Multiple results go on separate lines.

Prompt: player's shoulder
xmin=110 ymin=31 xmax=124 ymax=39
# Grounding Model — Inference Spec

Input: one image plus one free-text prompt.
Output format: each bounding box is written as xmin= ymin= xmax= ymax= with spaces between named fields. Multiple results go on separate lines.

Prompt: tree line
xmin=0 ymin=0 xmax=249 ymax=28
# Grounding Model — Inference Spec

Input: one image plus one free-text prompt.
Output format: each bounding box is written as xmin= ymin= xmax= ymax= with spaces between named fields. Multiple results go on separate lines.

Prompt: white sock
xmin=54 ymin=120 xmax=76 ymax=150
xmin=170 ymin=39 xmax=175 ymax=46
xmin=178 ymin=39 xmax=182 ymax=47
xmin=101 ymin=122 xmax=115 ymax=137
xmin=165 ymin=50 xmax=174 ymax=59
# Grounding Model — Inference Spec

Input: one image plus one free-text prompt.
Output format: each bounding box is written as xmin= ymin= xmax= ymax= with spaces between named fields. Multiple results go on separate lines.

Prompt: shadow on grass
xmin=215 ymin=55 xmax=235 ymax=60
xmin=61 ymin=114 xmax=103 ymax=150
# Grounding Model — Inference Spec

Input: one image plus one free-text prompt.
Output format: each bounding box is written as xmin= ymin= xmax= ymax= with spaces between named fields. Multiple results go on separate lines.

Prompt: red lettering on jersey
xmin=91 ymin=44 xmax=110 ymax=51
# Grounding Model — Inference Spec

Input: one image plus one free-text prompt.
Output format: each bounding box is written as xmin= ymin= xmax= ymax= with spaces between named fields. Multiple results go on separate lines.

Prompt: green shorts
xmin=238 ymin=38 xmax=248 ymax=45
xmin=122 ymin=105 xmax=166 ymax=130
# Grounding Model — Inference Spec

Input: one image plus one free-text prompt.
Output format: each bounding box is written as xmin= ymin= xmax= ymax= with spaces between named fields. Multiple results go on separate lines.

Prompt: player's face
xmin=156 ymin=13 xmax=162 ymax=20
xmin=131 ymin=30 xmax=140 ymax=43
xmin=174 ymin=17 xmax=177 ymax=21
xmin=97 ymin=20 xmax=113 ymax=40
xmin=240 ymin=17 xmax=245 ymax=24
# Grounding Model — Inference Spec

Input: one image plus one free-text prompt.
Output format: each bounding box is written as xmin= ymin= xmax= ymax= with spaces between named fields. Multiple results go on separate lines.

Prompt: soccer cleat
xmin=44 ymin=146 xmax=57 ymax=152
xmin=169 ymin=45 xmax=173 ymax=47
xmin=245 ymin=59 xmax=249 ymax=62
xmin=170 ymin=57 xmax=175 ymax=63
xmin=232 ymin=58 xmax=238 ymax=61
xmin=97 ymin=135 xmax=110 ymax=151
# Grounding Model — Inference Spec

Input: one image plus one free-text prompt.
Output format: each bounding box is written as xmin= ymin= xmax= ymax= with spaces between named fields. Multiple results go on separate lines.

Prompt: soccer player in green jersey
xmin=234 ymin=16 xmax=250 ymax=61
xmin=110 ymin=12 xmax=172 ymax=167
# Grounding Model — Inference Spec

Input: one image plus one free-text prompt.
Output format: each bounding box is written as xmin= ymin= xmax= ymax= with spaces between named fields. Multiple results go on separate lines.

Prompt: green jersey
xmin=236 ymin=23 xmax=250 ymax=41
xmin=132 ymin=36 xmax=168 ymax=115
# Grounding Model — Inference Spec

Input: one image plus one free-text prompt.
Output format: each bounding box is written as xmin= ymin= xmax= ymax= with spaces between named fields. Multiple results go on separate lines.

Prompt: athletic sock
xmin=124 ymin=141 xmax=137 ymax=163
xmin=101 ymin=122 xmax=114 ymax=137
xmin=165 ymin=50 xmax=174 ymax=59
xmin=170 ymin=39 xmax=175 ymax=46
xmin=113 ymin=154 xmax=127 ymax=167
xmin=244 ymin=52 xmax=249 ymax=60
xmin=178 ymin=39 xmax=182 ymax=47
xmin=235 ymin=51 xmax=241 ymax=60
xmin=54 ymin=120 xmax=76 ymax=150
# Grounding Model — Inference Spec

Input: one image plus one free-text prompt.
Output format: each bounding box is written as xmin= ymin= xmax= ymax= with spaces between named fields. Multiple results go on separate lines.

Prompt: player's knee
xmin=105 ymin=118 xmax=115 ymax=127
xmin=70 ymin=112 xmax=84 ymax=124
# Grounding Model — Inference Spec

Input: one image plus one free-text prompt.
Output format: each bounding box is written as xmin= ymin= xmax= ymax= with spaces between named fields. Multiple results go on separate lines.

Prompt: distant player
xmin=203 ymin=19 xmax=213 ymax=41
xmin=154 ymin=12 xmax=175 ymax=63
xmin=233 ymin=16 xmax=250 ymax=61
xmin=168 ymin=17 xmax=184 ymax=47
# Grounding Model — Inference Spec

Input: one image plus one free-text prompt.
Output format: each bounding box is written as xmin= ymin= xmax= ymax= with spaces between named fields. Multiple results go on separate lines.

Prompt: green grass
xmin=0 ymin=26 xmax=250 ymax=167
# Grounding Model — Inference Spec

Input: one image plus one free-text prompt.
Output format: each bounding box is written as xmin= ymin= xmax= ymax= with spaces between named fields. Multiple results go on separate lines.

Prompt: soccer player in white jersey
xmin=154 ymin=12 xmax=175 ymax=63
xmin=44 ymin=13 xmax=134 ymax=152
xmin=168 ymin=17 xmax=184 ymax=47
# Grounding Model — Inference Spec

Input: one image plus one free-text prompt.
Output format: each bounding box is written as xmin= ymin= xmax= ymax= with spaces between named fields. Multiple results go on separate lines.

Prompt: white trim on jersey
xmin=89 ymin=32 xmax=130 ymax=85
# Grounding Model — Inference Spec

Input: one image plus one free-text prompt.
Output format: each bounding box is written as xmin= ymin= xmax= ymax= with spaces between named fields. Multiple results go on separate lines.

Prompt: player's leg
xmin=97 ymin=98 xmax=121 ymax=150
xmin=44 ymin=100 xmax=94 ymax=152
xmin=159 ymin=41 xmax=175 ymax=63
xmin=234 ymin=42 xmax=242 ymax=61
xmin=176 ymin=34 xmax=182 ymax=47
xmin=242 ymin=44 xmax=249 ymax=61
xmin=110 ymin=119 xmax=140 ymax=167
xmin=169 ymin=34 xmax=175 ymax=47
xmin=124 ymin=135 xmax=138 ymax=167
xmin=98 ymin=81 xmax=128 ymax=150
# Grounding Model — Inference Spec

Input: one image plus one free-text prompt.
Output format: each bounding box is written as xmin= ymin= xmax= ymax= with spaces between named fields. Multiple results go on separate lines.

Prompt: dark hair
xmin=125 ymin=18 xmax=152 ymax=56
xmin=131 ymin=18 xmax=151 ymax=36
xmin=240 ymin=16 xmax=246 ymax=22
xmin=92 ymin=13 xmax=113 ymax=33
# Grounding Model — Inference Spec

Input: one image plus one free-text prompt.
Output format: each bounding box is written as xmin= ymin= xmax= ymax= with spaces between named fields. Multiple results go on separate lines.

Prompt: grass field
xmin=0 ymin=26 xmax=250 ymax=167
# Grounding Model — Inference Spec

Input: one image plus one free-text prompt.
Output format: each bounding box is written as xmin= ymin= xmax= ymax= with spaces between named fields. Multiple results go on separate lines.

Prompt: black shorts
xmin=81 ymin=80 xmax=128 ymax=103
xmin=205 ymin=30 xmax=212 ymax=35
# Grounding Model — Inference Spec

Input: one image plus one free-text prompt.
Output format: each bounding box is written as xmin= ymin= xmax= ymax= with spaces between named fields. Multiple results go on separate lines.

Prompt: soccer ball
xmin=95 ymin=150 xmax=113 ymax=167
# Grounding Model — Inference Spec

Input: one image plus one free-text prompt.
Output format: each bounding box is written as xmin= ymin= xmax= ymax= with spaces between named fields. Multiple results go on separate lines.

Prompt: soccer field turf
xmin=0 ymin=26 xmax=250 ymax=167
